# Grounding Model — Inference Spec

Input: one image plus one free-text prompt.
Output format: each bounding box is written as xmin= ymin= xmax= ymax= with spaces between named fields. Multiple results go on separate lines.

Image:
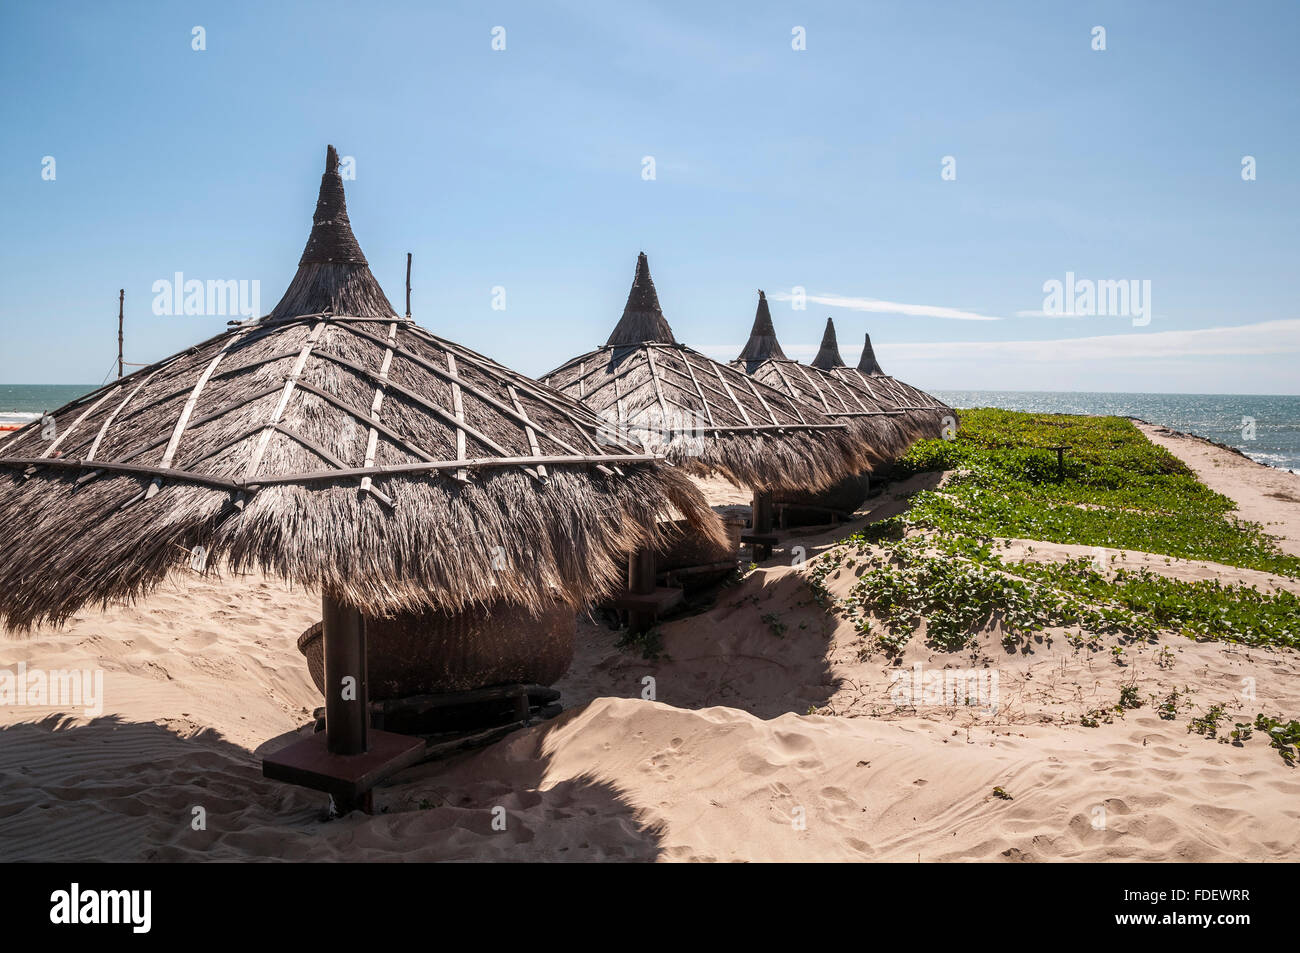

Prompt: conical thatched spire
xmin=858 ymin=331 xmax=885 ymax=375
xmin=267 ymin=144 xmax=397 ymax=321
xmin=735 ymin=290 xmax=786 ymax=367
xmin=605 ymin=253 xmax=676 ymax=346
xmin=810 ymin=317 xmax=845 ymax=369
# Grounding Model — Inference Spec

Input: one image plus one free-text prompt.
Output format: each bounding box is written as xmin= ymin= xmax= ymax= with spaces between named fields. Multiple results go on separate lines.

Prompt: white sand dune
xmin=1 ymin=428 xmax=1298 ymax=861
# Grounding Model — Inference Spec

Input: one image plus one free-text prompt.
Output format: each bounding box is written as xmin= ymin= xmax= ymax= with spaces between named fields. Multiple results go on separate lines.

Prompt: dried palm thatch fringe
xmin=0 ymin=460 xmax=711 ymax=631
xmin=0 ymin=146 xmax=725 ymax=632
xmin=543 ymin=257 xmax=870 ymax=494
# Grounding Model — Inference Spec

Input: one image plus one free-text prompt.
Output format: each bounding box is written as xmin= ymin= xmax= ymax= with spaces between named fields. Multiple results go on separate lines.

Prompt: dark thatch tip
xmin=858 ymin=331 xmax=885 ymax=375
xmin=810 ymin=316 xmax=846 ymax=370
xmin=266 ymin=146 xmax=400 ymax=319
xmin=736 ymin=287 xmax=785 ymax=364
xmin=605 ymin=251 xmax=676 ymax=346
xmin=296 ymin=145 xmax=366 ymax=267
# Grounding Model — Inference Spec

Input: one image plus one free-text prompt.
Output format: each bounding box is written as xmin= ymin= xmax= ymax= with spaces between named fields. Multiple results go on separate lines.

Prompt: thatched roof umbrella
xmin=0 ymin=146 xmax=722 ymax=807
xmin=542 ymin=255 xmax=868 ymax=495
xmin=543 ymin=255 xmax=869 ymax=558
xmin=810 ymin=318 xmax=953 ymax=433
xmin=731 ymin=291 xmax=914 ymax=470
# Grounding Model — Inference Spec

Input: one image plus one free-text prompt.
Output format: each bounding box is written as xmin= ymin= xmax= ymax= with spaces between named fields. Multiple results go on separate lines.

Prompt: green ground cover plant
xmin=891 ymin=409 xmax=1300 ymax=577
xmin=806 ymin=410 xmax=1300 ymax=654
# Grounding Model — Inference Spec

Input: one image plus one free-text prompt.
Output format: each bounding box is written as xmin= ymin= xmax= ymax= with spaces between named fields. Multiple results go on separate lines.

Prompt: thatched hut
xmin=542 ymin=254 xmax=869 ymax=555
xmin=543 ymin=256 xmax=868 ymax=494
xmin=731 ymin=293 xmax=921 ymax=516
xmin=0 ymin=146 xmax=722 ymax=809
xmin=732 ymin=292 xmax=916 ymax=468
xmin=811 ymin=318 xmax=953 ymax=437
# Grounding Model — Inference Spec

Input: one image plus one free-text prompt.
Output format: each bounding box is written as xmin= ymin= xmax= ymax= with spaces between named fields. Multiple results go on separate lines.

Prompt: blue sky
xmin=1 ymin=1 xmax=1296 ymax=393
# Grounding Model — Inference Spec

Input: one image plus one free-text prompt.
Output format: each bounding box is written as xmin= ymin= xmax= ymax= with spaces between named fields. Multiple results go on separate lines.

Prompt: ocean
xmin=3 ymin=384 xmax=1298 ymax=474
xmin=0 ymin=385 xmax=98 ymax=429
xmin=933 ymin=391 xmax=1300 ymax=473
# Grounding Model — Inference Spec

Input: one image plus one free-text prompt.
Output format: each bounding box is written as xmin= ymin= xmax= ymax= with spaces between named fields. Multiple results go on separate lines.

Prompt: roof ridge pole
xmin=794 ymin=362 xmax=843 ymax=412
xmin=359 ymin=320 xmax=400 ymax=505
xmin=405 ymin=253 xmax=412 ymax=319
xmin=675 ymin=350 xmax=716 ymax=428
xmin=507 ymin=384 xmax=549 ymax=483
xmin=738 ymin=371 xmax=781 ymax=425
xmin=40 ymin=386 xmax=120 ymax=459
xmin=710 ymin=361 xmax=752 ymax=425
xmin=446 ymin=352 xmax=470 ymax=483
xmin=147 ymin=327 xmax=251 ymax=499
xmin=773 ymin=362 xmax=815 ymax=420
xmin=644 ymin=346 xmax=672 ymax=429
xmin=241 ymin=318 xmax=329 ymax=483
xmin=85 ymin=368 xmax=161 ymax=462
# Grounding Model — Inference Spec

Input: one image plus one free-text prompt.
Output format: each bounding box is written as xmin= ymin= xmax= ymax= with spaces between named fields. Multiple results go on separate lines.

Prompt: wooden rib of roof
xmin=0 ymin=147 xmax=724 ymax=630
xmin=543 ymin=256 xmax=870 ymax=493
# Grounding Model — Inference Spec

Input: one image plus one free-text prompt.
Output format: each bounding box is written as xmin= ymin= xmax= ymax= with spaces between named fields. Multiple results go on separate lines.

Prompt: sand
xmin=1137 ymin=421 xmax=1300 ymax=555
xmin=2 ymin=429 xmax=1298 ymax=862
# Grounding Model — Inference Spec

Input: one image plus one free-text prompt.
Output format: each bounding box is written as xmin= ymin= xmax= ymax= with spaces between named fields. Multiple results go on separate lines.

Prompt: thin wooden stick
xmin=242 ymin=319 xmax=327 ymax=482
xmin=360 ymin=321 xmax=399 ymax=499
xmin=41 ymin=386 xmax=119 ymax=459
xmin=147 ymin=328 xmax=249 ymax=499
xmin=117 ymin=289 xmax=125 ymax=379
xmin=446 ymin=351 xmax=469 ymax=482
xmin=0 ymin=452 xmax=659 ymax=490
xmin=507 ymin=384 xmax=548 ymax=481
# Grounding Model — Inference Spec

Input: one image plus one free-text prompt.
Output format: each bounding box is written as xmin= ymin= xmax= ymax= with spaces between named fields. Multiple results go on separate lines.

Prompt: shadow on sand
xmin=0 ymin=712 xmax=663 ymax=861
xmin=555 ymin=470 xmax=948 ymax=721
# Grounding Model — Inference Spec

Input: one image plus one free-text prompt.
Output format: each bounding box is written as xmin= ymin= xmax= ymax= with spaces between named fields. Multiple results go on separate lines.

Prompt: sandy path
xmin=1137 ymin=421 xmax=1300 ymax=555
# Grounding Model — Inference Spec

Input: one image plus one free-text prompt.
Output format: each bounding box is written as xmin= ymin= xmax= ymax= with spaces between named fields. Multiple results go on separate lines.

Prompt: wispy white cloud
xmin=884 ymin=318 xmax=1300 ymax=362
xmin=1014 ymin=310 xmax=1095 ymax=318
xmin=767 ymin=290 xmax=1002 ymax=322
xmin=697 ymin=318 xmax=1300 ymax=365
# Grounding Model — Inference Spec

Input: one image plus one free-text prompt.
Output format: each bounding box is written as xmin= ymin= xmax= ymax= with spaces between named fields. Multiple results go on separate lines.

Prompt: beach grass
xmin=893 ymin=408 xmax=1300 ymax=578
xmin=805 ymin=409 xmax=1300 ymax=654
xmin=819 ymin=535 xmax=1299 ymax=653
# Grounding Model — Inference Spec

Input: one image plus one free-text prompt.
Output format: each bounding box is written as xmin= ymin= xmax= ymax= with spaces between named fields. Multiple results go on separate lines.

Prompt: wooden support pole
xmin=752 ymin=492 xmax=773 ymax=534
xmin=627 ymin=547 xmax=657 ymax=633
xmin=405 ymin=252 xmax=412 ymax=318
xmin=751 ymin=491 xmax=774 ymax=560
xmin=322 ymin=593 xmax=368 ymax=758
xmin=1046 ymin=445 xmax=1068 ymax=481
xmin=117 ymin=289 xmax=125 ymax=379
xmin=263 ymin=595 xmax=423 ymax=817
